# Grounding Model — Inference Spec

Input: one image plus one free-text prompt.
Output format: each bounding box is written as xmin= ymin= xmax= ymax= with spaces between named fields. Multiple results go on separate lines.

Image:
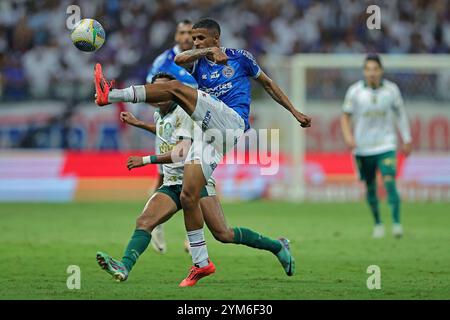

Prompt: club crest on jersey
xmin=163 ymin=122 xmax=174 ymax=137
xmin=222 ymin=65 xmax=235 ymax=78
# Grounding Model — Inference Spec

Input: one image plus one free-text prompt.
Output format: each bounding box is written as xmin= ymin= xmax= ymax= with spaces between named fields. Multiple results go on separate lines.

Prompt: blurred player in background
xmin=96 ymin=73 xmax=294 ymax=285
xmin=341 ymin=54 xmax=412 ymax=239
xmin=146 ymin=19 xmax=197 ymax=87
xmin=145 ymin=19 xmax=197 ymax=254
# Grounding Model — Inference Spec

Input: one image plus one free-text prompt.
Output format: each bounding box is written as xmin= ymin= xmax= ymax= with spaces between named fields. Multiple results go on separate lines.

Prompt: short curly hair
xmin=151 ymin=72 xmax=176 ymax=83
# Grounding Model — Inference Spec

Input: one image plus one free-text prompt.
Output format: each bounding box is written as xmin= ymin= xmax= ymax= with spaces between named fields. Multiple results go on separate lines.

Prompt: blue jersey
xmin=191 ymin=48 xmax=262 ymax=131
xmin=147 ymin=45 xmax=197 ymax=88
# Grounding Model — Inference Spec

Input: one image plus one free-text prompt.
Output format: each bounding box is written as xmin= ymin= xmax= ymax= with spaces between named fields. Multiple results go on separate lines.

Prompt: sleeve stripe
xmin=252 ymin=68 xmax=262 ymax=79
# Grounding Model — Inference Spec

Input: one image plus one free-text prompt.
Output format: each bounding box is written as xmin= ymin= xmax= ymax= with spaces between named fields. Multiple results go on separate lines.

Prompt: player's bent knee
xmin=180 ymin=190 xmax=200 ymax=210
xmin=135 ymin=215 xmax=156 ymax=233
xmin=212 ymin=229 xmax=234 ymax=243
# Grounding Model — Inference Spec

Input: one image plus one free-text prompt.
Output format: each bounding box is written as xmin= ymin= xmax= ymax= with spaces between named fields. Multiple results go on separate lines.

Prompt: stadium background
xmin=1 ymin=0 xmax=449 ymax=202
xmin=0 ymin=0 xmax=449 ymax=301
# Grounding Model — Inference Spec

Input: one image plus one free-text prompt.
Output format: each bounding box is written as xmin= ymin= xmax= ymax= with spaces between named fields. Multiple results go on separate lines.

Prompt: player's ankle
xmin=195 ymin=259 xmax=209 ymax=268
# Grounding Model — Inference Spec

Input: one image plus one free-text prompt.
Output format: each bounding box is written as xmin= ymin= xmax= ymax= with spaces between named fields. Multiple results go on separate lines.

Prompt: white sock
xmin=187 ymin=228 xmax=209 ymax=267
xmin=108 ymin=85 xmax=146 ymax=103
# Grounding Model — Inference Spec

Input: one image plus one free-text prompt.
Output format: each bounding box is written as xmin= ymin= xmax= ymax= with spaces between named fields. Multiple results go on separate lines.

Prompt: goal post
xmin=261 ymin=54 xmax=450 ymax=202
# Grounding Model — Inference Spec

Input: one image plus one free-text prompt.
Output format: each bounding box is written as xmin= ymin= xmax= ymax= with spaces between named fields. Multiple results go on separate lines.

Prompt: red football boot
xmin=179 ymin=260 xmax=216 ymax=287
xmin=94 ymin=63 xmax=112 ymax=106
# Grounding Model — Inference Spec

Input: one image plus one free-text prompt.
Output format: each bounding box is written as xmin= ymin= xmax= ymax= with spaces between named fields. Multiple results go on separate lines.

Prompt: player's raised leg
xmin=94 ymin=63 xmax=198 ymax=116
xmin=200 ymin=195 xmax=295 ymax=276
xmin=178 ymin=163 xmax=216 ymax=287
xmin=96 ymin=192 xmax=178 ymax=281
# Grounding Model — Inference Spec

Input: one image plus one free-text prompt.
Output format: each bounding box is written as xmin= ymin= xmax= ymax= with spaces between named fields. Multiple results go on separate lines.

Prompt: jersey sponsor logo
xmin=202 ymin=74 xmax=207 ymax=80
xmin=175 ymin=116 xmax=182 ymax=128
xmin=363 ymin=110 xmax=387 ymax=117
xmin=209 ymin=161 xmax=217 ymax=171
xmin=159 ymin=141 xmax=176 ymax=154
xmin=210 ymin=71 xmax=220 ymax=79
xmin=222 ymin=65 xmax=235 ymax=78
xmin=203 ymin=82 xmax=233 ymax=97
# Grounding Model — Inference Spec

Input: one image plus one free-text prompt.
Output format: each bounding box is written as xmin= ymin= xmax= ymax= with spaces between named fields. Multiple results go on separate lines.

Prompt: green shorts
xmin=155 ymin=184 xmax=214 ymax=211
xmin=355 ymin=150 xmax=397 ymax=183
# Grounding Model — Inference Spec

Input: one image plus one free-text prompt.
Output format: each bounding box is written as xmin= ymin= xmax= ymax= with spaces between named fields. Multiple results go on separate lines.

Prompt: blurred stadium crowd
xmin=0 ymin=0 xmax=449 ymax=101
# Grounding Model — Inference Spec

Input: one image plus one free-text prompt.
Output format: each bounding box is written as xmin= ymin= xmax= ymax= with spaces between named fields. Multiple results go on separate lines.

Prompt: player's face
xmin=192 ymin=28 xmax=219 ymax=49
xmin=175 ymin=23 xmax=193 ymax=51
xmin=152 ymin=78 xmax=173 ymax=112
xmin=363 ymin=61 xmax=383 ymax=87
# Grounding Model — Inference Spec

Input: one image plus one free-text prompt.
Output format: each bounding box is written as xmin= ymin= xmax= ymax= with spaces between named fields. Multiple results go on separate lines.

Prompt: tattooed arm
xmin=174 ymin=47 xmax=228 ymax=67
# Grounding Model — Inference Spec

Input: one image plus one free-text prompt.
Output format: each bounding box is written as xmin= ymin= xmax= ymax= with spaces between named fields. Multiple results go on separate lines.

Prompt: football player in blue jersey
xmin=146 ymin=19 xmax=197 ymax=88
xmin=94 ymin=18 xmax=311 ymax=287
xmin=144 ymin=19 xmax=197 ymax=255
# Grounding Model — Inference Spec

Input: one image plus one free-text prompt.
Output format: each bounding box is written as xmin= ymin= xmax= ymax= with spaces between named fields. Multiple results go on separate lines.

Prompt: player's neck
xmin=365 ymin=79 xmax=383 ymax=89
xmin=159 ymin=103 xmax=177 ymax=117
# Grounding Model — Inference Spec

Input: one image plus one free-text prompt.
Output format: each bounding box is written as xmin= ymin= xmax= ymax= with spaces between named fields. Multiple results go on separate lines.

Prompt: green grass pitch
xmin=0 ymin=201 xmax=449 ymax=300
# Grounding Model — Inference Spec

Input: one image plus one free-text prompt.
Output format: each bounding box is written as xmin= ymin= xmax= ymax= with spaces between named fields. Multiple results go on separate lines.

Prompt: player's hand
xmin=120 ymin=111 xmax=140 ymax=126
xmin=344 ymin=136 xmax=356 ymax=150
xmin=127 ymin=156 xmax=145 ymax=170
xmin=402 ymin=142 xmax=412 ymax=157
xmin=292 ymin=110 xmax=312 ymax=128
xmin=209 ymin=47 xmax=228 ymax=65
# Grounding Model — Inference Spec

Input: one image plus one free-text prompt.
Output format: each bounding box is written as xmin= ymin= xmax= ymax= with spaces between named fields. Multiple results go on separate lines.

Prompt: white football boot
xmin=372 ymin=224 xmax=385 ymax=238
xmin=150 ymin=224 xmax=167 ymax=254
xmin=392 ymin=224 xmax=403 ymax=238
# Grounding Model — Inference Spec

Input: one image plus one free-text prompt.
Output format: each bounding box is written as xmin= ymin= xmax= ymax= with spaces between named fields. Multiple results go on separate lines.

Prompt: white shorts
xmin=205 ymin=180 xmax=216 ymax=196
xmin=185 ymin=90 xmax=245 ymax=181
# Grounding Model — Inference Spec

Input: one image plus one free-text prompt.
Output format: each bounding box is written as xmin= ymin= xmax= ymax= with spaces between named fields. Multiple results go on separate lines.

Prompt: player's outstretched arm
xmin=174 ymin=47 xmax=228 ymax=67
xmin=255 ymin=71 xmax=311 ymax=128
xmin=127 ymin=139 xmax=192 ymax=170
xmin=120 ymin=111 xmax=156 ymax=134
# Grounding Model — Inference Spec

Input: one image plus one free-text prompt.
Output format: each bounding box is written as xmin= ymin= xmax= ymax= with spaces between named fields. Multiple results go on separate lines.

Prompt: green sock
xmin=384 ymin=179 xmax=400 ymax=224
xmin=233 ymin=227 xmax=282 ymax=254
xmin=366 ymin=181 xmax=381 ymax=224
xmin=121 ymin=229 xmax=151 ymax=272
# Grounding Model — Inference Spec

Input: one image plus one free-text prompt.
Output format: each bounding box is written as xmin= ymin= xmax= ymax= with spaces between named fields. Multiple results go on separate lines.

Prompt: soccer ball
xmin=70 ymin=18 xmax=105 ymax=52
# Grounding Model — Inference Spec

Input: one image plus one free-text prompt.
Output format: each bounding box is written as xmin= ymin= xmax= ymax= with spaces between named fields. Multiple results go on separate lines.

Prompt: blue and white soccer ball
xmin=70 ymin=18 xmax=105 ymax=52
